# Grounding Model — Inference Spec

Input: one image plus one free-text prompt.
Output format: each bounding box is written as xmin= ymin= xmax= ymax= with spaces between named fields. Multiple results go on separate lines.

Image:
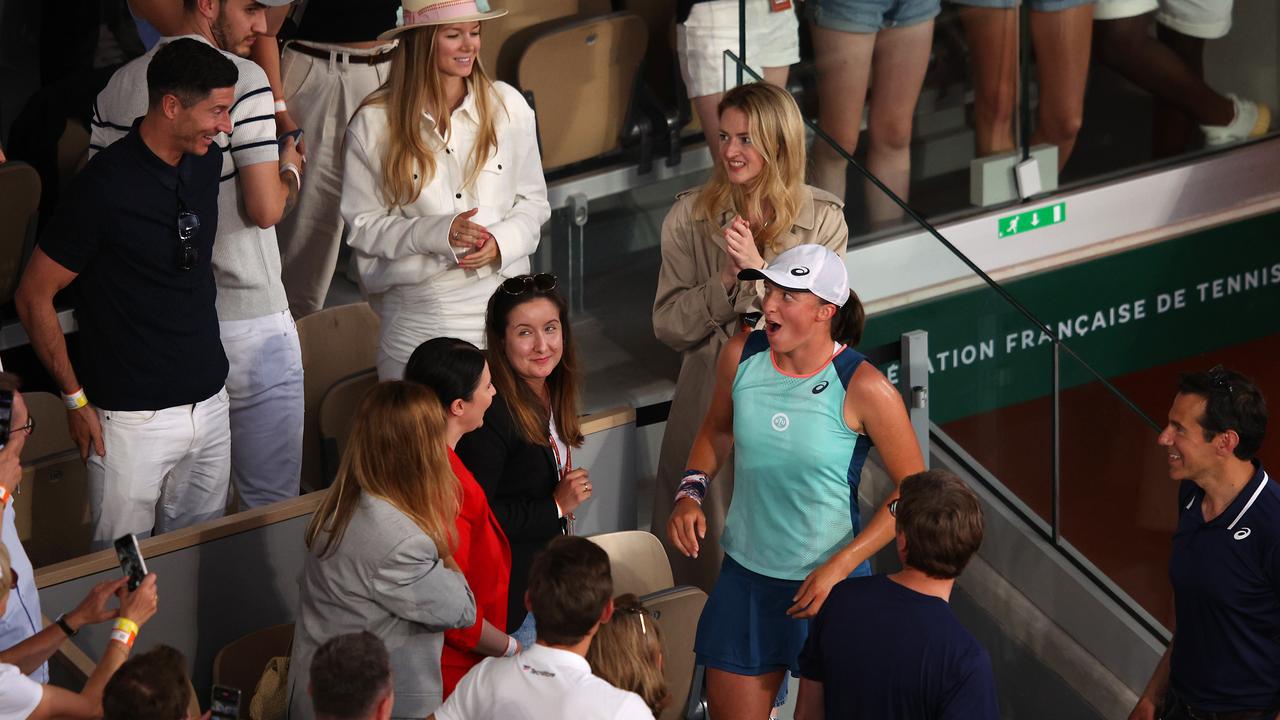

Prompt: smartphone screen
xmin=112 ymin=534 xmax=148 ymax=592
xmin=211 ymin=685 xmax=241 ymax=720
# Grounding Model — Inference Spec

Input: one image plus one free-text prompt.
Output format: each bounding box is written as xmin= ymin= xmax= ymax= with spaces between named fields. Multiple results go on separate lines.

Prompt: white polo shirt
xmin=0 ymin=663 xmax=42 ymax=720
xmin=435 ymin=643 xmax=654 ymax=720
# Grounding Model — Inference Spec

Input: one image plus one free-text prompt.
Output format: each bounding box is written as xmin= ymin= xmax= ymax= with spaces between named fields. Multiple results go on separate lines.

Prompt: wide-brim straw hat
xmin=379 ymin=0 xmax=509 ymax=41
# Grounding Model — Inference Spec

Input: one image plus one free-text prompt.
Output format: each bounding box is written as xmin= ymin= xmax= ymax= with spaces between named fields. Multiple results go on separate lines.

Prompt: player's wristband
xmin=0 ymin=485 xmax=10 ymax=507
xmin=62 ymin=388 xmax=88 ymax=410
xmin=504 ymin=635 xmax=519 ymax=657
xmin=274 ymin=99 xmax=288 ymax=113
xmin=674 ymin=470 xmax=709 ymax=505
xmin=110 ymin=617 xmax=139 ymax=649
xmin=280 ymin=163 xmax=302 ymax=192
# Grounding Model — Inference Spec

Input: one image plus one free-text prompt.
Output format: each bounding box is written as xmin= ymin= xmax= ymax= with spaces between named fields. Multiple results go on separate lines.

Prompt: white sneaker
xmin=1201 ymin=94 xmax=1272 ymax=146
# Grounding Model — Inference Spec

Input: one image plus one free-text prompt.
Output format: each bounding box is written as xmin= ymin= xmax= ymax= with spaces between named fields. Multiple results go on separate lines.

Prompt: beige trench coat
xmin=649 ymin=184 xmax=849 ymax=591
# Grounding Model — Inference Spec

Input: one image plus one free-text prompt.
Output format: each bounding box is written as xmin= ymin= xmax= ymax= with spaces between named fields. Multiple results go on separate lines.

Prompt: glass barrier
xmin=720 ymin=0 xmax=1277 ymax=239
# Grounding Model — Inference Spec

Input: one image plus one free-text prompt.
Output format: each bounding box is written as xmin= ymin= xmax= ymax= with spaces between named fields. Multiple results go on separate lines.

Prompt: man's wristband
xmin=274 ymin=99 xmax=288 ymax=113
xmin=55 ymin=614 xmax=78 ymax=638
xmin=61 ymin=388 xmax=88 ymax=410
xmin=280 ymin=163 xmax=302 ymax=192
xmin=504 ymin=635 xmax=519 ymax=657
xmin=109 ymin=617 xmax=139 ymax=649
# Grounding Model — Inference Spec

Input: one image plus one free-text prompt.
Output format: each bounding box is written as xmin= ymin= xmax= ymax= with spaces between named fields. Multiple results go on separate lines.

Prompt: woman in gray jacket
xmin=287 ymin=382 xmax=476 ymax=719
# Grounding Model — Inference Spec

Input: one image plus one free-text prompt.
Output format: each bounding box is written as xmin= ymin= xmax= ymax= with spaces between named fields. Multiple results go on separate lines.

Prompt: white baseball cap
xmin=738 ymin=244 xmax=850 ymax=306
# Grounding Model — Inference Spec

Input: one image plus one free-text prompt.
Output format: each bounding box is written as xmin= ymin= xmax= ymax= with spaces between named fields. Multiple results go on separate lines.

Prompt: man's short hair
xmin=102 ymin=645 xmax=191 ymax=720
xmin=146 ymin=38 xmax=238 ymax=109
xmin=310 ymin=631 xmax=392 ymax=720
xmin=897 ymin=470 xmax=985 ymax=579
xmin=1178 ymin=367 xmax=1268 ymax=460
xmin=528 ymin=536 xmax=612 ymax=646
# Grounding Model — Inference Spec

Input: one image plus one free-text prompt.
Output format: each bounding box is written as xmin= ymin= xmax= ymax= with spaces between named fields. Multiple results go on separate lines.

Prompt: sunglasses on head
xmin=500 ymin=273 xmax=557 ymax=296
xmin=619 ymin=604 xmax=655 ymax=635
xmin=1208 ymin=364 xmax=1235 ymax=396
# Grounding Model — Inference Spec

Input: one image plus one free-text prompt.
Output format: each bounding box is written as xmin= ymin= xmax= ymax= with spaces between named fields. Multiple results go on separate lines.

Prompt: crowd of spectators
xmin=0 ymin=1 xmax=1274 ymax=719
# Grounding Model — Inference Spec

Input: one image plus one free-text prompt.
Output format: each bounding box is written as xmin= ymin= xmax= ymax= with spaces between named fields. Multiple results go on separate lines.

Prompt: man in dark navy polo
xmin=16 ymin=39 xmax=237 ymax=550
xmin=1130 ymin=367 xmax=1275 ymax=720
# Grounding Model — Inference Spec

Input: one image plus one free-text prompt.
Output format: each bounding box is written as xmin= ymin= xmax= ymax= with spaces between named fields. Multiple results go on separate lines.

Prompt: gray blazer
xmin=286 ymin=493 xmax=476 ymax=720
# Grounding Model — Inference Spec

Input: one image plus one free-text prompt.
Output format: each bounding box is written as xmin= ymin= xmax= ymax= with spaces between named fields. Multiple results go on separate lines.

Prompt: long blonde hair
xmin=367 ymin=24 xmax=506 ymax=207
xmin=694 ymin=82 xmax=806 ymax=254
xmin=586 ymin=594 xmax=669 ymax=716
xmin=306 ymin=382 xmax=460 ymax=560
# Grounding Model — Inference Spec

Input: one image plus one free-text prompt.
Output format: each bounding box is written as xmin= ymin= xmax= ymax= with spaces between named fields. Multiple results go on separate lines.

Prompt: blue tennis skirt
xmin=694 ymin=554 xmax=815 ymax=677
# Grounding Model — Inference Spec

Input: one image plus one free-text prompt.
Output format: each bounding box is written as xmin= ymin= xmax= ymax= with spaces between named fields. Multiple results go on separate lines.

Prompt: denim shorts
xmin=949 ymin=0 xmax=1095 ymax=13
xmin=808 ymin=0 xmax=941 ymax=33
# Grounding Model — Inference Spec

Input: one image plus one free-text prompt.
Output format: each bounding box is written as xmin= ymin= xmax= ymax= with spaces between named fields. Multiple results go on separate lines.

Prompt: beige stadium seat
xmin=641 ymin=586 xmax=708 ymax=720
xmin=588 ymin=530 xmax=674 ymax=598
xmin=518 ymin=12 xmax=648 ymax=170
xmin=296 ymin=302 xmax=380 ymax=492
xmin=0 ymin=162 xmax=41 ymax=306
xmin=318 ymin=369 xmax=378 ymax=486
xmin=212 ymin=623 xmax=294 ymax=717
xmin=16 ymin=391 xmax=91 ymax=567
xmin=481 ymin=0 xmax=611 ymax=83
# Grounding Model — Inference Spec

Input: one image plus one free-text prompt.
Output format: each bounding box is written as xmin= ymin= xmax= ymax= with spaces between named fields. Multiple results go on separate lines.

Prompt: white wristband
xmin=280 ymin=163 xmax=302 ymax=192
xmin=274 ymin=99 xmax=288 ymax=113
xmin=504 ymin=635 xmax=519 ymax=657
xmin=62 ymin=388 xmax=88 ymax=410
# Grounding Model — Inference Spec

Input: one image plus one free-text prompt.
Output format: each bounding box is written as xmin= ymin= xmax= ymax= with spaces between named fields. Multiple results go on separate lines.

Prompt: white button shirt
xmin=341 ymin=80 xmax=551 ymax=297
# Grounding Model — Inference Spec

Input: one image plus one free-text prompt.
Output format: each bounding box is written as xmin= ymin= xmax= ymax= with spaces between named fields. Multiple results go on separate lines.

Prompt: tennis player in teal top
xmin=667 ymin=244 xmax=925 ymax=719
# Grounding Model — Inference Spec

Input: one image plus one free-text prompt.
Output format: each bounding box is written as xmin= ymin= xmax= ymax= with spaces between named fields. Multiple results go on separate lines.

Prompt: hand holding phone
xmin=277 ymin=128 xmax=303 ymax=150
xmin=113 ymin=534 xmax=148 ymax=592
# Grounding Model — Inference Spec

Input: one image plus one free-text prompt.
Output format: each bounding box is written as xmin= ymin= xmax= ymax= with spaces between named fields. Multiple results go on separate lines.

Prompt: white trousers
xmin=88 ymin=388 xmax=232 ymax=549
xmin=275 ymin=41 xmax=394 ymax=316
xmin=221 ymin=309 xmax=305 ymax=509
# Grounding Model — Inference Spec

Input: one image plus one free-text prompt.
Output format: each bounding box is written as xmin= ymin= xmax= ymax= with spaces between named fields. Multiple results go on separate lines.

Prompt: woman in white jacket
xmin=342 ymin=0 xmax=551 ymax=380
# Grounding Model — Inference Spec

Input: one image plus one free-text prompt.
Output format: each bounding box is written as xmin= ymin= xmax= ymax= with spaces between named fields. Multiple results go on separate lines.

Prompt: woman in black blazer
xmin=457 ymin=274 xmax=591 ymax=632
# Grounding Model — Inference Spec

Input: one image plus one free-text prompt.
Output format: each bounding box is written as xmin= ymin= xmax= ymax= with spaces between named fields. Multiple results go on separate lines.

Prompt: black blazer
xmin=456 ymin=392 xmax=565 ymax=632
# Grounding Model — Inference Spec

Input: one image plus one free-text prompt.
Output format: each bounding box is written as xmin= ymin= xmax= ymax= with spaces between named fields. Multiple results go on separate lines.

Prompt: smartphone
xmin=277 ymin=128 xmax=303 ymax=149
xmin=112 ymin=534 xmax=148 ymax=592
xmin=211 ymin=685 xmax=242 ymax=720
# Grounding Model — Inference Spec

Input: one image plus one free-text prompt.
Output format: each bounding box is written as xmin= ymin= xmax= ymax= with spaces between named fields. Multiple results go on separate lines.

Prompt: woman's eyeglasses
xmin=500 ymin=273 xmax=557 ymax=296
xmin=888 ymin=499 xmax=900 ymax=517
xmin=176 ymin=198 xmax=200 ymax=272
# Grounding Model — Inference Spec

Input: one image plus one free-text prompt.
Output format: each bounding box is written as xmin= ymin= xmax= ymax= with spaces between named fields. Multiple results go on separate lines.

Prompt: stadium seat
xmin=56 ymin=119 xmax=90 ymax=194
xmin=296 ymin=302 xmax=380 ymax=493
xmin=211 ymin=623 xmax=294 ymax=717
xmin=318 ymin=369 xmax=378 ymax=486
xmin=588 ymin=530 xmax=674 ymax=598
xmin=518 ymin=13 xmax=648 ymax=170
xmin=641 ymin=585 xmax=709 ymax=720
xmin=481 ymin=0 xmax=611 ymax=83
xmin=0 ymin=161 xmax=41 ymax=306
xmin=16 ymin=391 xmax=91 ymax=567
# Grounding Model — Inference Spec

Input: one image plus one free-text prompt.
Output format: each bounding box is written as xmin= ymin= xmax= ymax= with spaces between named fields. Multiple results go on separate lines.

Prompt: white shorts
xmin=677 ymin=0 xmax=801 ymax=98
xmin=1094 ymin=0 xmax=1233 ymax=39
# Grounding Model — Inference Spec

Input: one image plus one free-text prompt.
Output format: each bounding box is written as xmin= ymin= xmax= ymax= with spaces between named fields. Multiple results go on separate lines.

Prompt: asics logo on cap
xmin=790 ymin=267 xmax=810 ymax=276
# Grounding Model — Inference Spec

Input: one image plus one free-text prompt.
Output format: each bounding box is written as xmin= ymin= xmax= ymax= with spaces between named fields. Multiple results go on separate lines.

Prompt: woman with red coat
xmin=405 ymin=337 xmax=517 ymax=696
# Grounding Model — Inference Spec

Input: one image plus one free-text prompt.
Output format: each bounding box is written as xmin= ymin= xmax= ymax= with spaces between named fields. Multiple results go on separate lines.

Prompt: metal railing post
xmin=899 ymin=330 xmax=930 ymax=469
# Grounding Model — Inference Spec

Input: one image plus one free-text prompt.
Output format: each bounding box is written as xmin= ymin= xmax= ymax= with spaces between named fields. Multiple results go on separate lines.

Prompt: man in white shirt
xmin=89 ymin=0 xmax=307 ymax=511
xmin=431 ymin=536 xmax=654 ymax=720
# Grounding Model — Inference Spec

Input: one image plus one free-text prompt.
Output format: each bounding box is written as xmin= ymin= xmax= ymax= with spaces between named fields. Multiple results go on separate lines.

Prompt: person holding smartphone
xmin=341 ymin=0 xmax=551 ymax=380
xmin=652 ymin=82 xmax=849 ymax=594
xmin=456 ymin=276 xmax=588 ymax=642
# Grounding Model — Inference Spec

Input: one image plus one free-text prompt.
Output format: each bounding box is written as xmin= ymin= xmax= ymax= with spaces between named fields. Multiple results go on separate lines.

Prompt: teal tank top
xmin=721 ymin=331 xmax=873 ymax=581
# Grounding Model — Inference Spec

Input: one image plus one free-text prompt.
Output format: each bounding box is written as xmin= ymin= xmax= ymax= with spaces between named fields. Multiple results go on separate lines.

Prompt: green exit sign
xmin=998 ymin=202 xmax=1066 ymax=238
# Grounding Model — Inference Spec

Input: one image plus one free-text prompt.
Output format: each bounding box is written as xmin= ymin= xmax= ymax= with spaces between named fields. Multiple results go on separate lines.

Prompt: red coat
xmin=442 ymin=448 xmax=513 ymax=697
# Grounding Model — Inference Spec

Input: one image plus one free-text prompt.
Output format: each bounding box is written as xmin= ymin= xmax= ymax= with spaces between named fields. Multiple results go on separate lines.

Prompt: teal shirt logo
xmin=770 ymin=413 xmax=790 ymax=432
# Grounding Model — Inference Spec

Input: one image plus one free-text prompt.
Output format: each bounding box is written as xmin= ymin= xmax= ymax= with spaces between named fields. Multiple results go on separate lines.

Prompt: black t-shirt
xmin=39 ymin=122 xmax=228 ymax=411
xmin=798 ymin=575 xmax=999 ymax=720
xmin=294 ymin=0 xmax=400 ymax=43
xmin=1170 ymin=464 xmax=1280 ymax=712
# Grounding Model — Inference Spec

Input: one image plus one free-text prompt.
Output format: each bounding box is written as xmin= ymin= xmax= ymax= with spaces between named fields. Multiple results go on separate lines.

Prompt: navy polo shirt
xmin=797 ymin=575 xmax=999 ymax=719
xmin=38 ymin=121 xmax=228 ymax=411
xmin=1170 ymin=463 xmax=1280 ymax=712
